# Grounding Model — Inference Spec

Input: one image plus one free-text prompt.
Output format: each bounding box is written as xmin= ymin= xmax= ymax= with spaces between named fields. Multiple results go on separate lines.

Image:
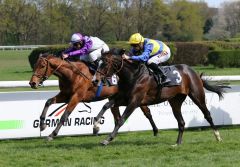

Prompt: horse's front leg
xmin=101 ymin=103 xmax=137 ymax=146
xmin=40 ymin=98 xmax=56 ymax=131
xmin=93 ymin=100 xmax=115 ymax=135
xmin=46 ymin=110 xmax=71 ymax=141
xmin=40 ymin=93 xmax=67 ymax=131
xmin=47 ymin=94 xmax=81 ymax=141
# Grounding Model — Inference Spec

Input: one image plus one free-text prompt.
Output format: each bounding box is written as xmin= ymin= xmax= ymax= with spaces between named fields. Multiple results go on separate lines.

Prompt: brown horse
xmin=29 ymin=53 xmax=158 ymax=140
xmin=93 ymin=48 xmax=229 ymax=146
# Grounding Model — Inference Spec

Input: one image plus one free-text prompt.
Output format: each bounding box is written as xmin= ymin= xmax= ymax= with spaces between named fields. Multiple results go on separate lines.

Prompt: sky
xmin=190 ymin=0 xmax=240 ymax=8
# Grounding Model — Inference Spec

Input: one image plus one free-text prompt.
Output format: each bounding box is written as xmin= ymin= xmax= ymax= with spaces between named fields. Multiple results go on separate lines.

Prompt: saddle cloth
xmin=95 ymin=74 xmax=118 ymax=98
xmin=155 ymin=65 xmax=182 ymax=87
xmin=105 ymin=74 xmax=118 ymax=86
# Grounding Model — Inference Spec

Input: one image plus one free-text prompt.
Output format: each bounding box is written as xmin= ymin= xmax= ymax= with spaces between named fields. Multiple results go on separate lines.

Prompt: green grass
xmin=0 ymin=50 xmax=57 ymax=81
xmin=0 ymin=127 xmax=240 ymax=167
xmin=0 ymin=50 xmax=33 ymax=80
xmin=193 ymin=65 xmax=240 ymax=76
xmin=0 ymin=86 xmax=59 ymax=92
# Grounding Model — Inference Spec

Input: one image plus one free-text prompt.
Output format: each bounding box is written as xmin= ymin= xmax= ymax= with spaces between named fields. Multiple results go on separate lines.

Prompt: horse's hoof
xmin=214 ymin=130 xmax=222 ymax=142
xmin=153 ymin=130 xmax=158 ymax=137
xmin=171 ymin=144 xmax=178 ymax=147
xmin=40 ymin=124 xmax=47 ymax=131
xmin=93 ymin=127 xmax=100 ymax=136
xmin=46 ymin=136 xmax=53 ymax=141
xmin=101 ymin=140 xmax=110 ymax=146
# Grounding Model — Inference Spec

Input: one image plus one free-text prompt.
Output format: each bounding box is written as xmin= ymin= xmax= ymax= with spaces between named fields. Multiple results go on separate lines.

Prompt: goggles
xmin=131 ymin=44 xmax=139 ymax=48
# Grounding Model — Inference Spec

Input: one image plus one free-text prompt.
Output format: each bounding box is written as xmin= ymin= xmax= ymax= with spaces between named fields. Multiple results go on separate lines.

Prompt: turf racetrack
xmin=1 ymin=127 xmax=240 ymax=167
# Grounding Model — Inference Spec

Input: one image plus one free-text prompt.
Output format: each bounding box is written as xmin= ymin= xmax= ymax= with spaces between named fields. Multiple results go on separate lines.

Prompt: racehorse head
xmin=29 ymin=53 xmax=63 ymax=89
xmin=93 ymin=48 xmax=125 ymax=84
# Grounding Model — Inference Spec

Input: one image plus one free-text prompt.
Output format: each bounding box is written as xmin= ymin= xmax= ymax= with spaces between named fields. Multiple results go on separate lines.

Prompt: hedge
xmin=204 ymin=41 xmax=240 ymax=50
xmin=172 ymin=42 xmax=209 ymax=66
xmin=28 ymin=45 xmax=68 ymax=69
xmin=28 ymin=41 xmax=240 ymax=69
xmin=208 ymin=50 xmax=240 ymax=68
xmin=28 ymin=42 xmax=206 ymax=69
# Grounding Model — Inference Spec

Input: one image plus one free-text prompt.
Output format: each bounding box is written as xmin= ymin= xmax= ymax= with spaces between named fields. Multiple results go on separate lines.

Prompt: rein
xmin=65 ymin=59 xmax=90 ymax=80
xmin=114 ymin=56 xmax=124 ymax=74
xmin=33 ymin=56 xmax=90 ymax=82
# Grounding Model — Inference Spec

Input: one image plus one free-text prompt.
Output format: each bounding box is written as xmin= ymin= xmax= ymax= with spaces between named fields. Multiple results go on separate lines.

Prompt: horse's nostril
xmin=29 ymin=82 xmax=36 ymax=87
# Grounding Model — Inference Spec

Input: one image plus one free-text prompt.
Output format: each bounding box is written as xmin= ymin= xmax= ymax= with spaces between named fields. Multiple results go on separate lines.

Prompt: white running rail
xmin=0 ymin=76 xmax=239 ymax=88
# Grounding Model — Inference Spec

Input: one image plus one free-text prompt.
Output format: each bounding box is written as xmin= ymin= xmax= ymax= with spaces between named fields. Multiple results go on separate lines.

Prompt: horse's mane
xmin=101 ymin=48 xmax=148 ymax=74
xmin=39 ymin=53 xmax=91 ymax=73
xmin=39 ymin=53 xmax=61 ymax=60
xmin=40 ymin=52 xmax=85 ymax=64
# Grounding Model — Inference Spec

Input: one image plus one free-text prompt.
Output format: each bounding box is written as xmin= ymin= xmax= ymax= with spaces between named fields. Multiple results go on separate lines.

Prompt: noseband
xmin=33 ymin=57 xmax=63 ymax=83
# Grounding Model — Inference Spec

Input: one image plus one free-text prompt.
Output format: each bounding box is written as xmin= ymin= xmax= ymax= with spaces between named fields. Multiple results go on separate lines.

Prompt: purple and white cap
xmin=70 ymin=33 xmax=83 ymax=44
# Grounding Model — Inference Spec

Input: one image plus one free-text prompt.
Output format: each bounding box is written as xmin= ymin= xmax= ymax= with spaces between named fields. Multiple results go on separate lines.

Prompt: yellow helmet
xmin=128 ymin=33 xmax=144 ymax=44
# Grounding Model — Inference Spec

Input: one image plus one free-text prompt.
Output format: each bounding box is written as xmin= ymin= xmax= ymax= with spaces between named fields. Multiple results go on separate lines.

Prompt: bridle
xmin=97 ymin=55 xmax=124 ymax=77
xmin=32 ymin=57 xmax=63 ymax=84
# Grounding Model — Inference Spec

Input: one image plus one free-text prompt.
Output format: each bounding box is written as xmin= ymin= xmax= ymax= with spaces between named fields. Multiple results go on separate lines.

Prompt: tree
xmin=73 ymin=0 xmax=110 ymax=39
xmin=167 ymin=0 xmax=205 ymax=41
xmin=223 ymin=1 xmax=240 ymax=37
xmin=0 ymin=0 xmax=40 ymax=45
xmin=106 ymin=0 xmax=136 ymax=41
xmin=38 ymin=0 xmax=74 ymax=44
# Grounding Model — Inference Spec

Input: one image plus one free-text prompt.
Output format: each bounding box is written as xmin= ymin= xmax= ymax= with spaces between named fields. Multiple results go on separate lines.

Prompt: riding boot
xmin=148 ymin=63 xmax=171 ymax=85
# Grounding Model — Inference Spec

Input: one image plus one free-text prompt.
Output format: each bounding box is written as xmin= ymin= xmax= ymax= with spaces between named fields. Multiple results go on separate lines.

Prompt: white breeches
xmin=80 ymin=44 xmax=109 ymax=62
xmin=147 ymin=46 xmax=171 ymax=65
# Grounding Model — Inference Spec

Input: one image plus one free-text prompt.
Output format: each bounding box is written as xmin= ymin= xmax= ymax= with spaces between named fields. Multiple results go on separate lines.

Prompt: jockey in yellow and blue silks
xmin=123 ymin=33 xmax=171 ymax=84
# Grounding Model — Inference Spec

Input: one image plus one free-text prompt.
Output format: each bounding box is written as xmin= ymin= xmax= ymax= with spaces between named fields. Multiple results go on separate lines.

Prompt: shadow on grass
xmin=12 ymin=134 xmax=174 ymax=151
xmin=195 ymin=67 xmax=216 ymax=70
xmin=14 ymin=70 xmax=32 ymax=73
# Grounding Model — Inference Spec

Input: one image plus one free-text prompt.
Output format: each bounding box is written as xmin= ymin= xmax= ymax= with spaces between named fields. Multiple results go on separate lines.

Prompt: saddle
xmin=95 ymin=74 xmax=118 ymax=99
xmin=150 ymin=66 xmax=182 ymax=87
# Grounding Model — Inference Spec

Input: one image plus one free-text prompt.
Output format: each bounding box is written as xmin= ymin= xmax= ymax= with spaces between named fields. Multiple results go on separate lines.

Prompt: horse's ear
xmin=120 ymin=49 xmax=126 ymax=55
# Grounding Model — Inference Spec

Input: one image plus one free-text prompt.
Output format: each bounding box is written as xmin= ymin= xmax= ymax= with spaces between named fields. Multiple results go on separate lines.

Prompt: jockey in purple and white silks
xmin=62 ymin=33 xmax=109 ymax=67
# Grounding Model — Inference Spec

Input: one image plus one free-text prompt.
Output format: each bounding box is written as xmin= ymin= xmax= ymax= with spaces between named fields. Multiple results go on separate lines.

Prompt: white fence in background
xmin=0 ymin=45 xmax=46 ymax=50
xmin=0 ymin=80 xmax=58 ymax=88
xmin=0 ymin=76 xmax=239 ymax=88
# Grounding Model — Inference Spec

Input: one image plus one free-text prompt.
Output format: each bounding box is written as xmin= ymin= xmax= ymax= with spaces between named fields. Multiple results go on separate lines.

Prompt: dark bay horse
xmin=29 ymin=53 xmax=158 ymax=140
xmin=93 ymin=49 xmax=229 ymax=146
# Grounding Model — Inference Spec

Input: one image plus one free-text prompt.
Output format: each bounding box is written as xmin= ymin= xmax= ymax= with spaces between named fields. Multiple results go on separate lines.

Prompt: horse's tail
xmin=200 ymin=73 xmax=230 ymax=100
